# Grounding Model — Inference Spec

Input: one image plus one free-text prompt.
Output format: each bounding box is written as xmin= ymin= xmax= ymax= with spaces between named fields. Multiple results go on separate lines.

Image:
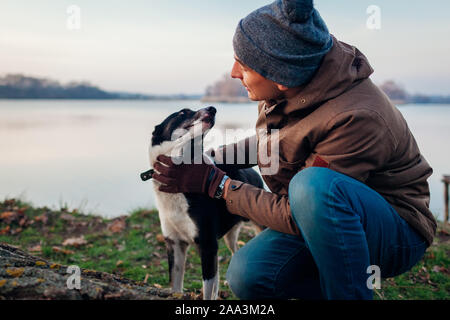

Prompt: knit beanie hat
xmin=233 ymin=0 xmax=333 ymax=88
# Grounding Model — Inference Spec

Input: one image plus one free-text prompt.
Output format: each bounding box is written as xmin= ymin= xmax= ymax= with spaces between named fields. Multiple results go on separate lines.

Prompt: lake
xmin=0 ymin=100 xmax=449 ymax=221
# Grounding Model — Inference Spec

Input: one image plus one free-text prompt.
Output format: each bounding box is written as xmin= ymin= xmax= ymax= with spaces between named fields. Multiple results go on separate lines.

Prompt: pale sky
xmin=1 ymin=0 xmax=449 ymax=95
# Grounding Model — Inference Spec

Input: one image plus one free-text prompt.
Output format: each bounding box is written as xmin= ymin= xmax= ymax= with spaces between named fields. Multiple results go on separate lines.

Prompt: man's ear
xmin=276 ymin=83 xmax=290 ymax=92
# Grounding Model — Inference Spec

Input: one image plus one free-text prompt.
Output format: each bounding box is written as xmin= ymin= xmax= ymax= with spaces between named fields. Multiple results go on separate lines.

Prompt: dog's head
xmin=151 ymin=106 xmax=216 ymax=146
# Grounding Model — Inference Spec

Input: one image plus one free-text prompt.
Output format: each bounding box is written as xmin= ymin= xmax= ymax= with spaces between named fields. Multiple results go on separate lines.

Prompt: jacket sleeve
xmin=224 ymin=180 xmax=300 ymax=235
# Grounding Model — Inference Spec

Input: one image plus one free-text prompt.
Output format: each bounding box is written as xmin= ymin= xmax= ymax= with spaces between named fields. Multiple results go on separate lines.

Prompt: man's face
xmin=231 ymin=56 xmax=283 ymax=102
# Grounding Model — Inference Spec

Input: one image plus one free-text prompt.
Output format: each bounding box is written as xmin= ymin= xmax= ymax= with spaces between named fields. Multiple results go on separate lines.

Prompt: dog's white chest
xmin=153 ymin=185 xmax=198 ymax=244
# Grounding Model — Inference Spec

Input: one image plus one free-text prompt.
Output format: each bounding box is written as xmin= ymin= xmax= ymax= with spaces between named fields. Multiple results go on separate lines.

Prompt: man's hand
xmin=152 ymin=155 xmax=226 ymax=198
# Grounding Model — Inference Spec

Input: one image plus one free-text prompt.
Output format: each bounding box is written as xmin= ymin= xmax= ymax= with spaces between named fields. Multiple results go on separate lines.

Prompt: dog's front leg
xmin=197 ymin=244 xmax=219 ymax=300
xmin=165 ymin=237 xmax=189 ymax=293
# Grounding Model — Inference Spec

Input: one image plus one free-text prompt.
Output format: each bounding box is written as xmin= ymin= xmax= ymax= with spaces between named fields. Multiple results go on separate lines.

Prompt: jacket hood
xmin=268 ymin=36 xmax=374 ymax=114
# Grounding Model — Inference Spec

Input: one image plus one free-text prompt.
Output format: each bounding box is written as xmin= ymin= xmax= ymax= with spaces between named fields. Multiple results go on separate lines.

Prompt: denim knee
xmin=288 ymin=167 xmax=335 ymax=228
xmin=226 ymin=247 xmax=267 ymax=300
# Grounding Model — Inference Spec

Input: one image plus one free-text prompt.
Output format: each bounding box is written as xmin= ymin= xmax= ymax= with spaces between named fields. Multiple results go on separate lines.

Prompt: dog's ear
xmin=151 ymin=124 xmax=164 ymax=146
xmin=152 ymin=124 xmax=163 ymax=135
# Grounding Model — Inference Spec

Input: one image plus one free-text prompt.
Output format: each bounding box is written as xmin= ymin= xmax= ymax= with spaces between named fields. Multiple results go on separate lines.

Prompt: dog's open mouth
xmin=185 ymin=109 xmax=216 ymax=132
xmin=200 ymin=117 xmax=215 ymax=132
xmin=200 ymin=114 xmax=215 ymax=126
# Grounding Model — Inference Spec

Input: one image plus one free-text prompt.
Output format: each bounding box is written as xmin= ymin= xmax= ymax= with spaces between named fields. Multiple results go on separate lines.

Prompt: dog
xmin=142 ymin=106 xmax=264 ymax=300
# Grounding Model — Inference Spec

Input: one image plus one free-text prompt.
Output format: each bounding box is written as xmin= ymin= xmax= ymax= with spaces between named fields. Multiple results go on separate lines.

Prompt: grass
xmin=0 ymin=198 xmax=448 ymax=300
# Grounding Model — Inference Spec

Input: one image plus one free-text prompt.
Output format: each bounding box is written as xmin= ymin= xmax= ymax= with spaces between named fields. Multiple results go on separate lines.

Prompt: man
xmin=152 ymin=0 xmax=435 ymax=299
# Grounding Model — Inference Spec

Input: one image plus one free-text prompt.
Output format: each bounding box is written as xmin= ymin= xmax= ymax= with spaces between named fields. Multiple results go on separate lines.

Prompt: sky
xmin=1 ymin=0 xmax=449 ymax=95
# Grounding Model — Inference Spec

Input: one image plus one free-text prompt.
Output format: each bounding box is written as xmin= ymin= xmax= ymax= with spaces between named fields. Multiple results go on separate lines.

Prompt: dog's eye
xmin=179 ymin=109 xmax=191 ymax=116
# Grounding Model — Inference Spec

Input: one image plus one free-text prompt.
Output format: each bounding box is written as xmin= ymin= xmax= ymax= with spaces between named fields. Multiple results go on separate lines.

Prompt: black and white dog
xmin=143 ymin=106 xmax=263 ymax=300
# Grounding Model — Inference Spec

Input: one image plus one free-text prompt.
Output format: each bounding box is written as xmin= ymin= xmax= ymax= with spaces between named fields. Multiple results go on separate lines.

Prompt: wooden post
xmin=443 ymin=175 xmax=450 ymax=224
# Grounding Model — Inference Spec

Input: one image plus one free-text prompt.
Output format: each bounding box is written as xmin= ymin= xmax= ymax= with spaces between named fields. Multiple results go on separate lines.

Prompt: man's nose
xmin=231 ymin=61 xmax=243 ymax=79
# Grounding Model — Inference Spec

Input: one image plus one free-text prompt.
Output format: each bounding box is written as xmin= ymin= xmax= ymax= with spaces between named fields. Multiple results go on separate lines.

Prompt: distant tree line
xmin=0 ymin=74 xmax=201 ymax=100
xmin=0 ymin=74 xmax=122 ymax=99
xmin=379 ymin=80 xmax=450 ymax=104
xmin=2 ymin=73 xmax=448 ymax=104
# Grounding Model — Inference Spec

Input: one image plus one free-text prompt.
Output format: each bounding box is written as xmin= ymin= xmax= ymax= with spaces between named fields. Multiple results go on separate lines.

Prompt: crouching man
xmin=153 ymin=0 xmax=435 ymax=299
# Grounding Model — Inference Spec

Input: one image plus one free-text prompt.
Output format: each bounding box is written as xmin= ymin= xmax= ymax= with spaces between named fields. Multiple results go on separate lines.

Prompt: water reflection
xmin=0 ymin=100 xmax=448 ymax=221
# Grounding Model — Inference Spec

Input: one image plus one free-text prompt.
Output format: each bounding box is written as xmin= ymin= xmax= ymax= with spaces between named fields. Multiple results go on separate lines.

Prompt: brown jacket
xmin=224 ymin=37 xmax=436 ymax=245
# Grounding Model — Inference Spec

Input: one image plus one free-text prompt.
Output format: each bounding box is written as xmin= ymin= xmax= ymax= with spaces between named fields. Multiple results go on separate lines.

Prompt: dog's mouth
xmin=199 ymin=113 xmax=215 ymax=128
xmin=184 ymin=107 xmax=216 ymax=132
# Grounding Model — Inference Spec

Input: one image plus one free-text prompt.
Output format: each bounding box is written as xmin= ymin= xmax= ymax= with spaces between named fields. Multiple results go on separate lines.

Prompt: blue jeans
xmin=226 ymin=167 xmax=428 ymax=300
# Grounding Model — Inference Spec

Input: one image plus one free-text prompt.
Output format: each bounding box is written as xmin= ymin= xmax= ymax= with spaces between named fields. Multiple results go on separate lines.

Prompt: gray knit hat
xmin=233 ymin=0 xmax=333 ymax=88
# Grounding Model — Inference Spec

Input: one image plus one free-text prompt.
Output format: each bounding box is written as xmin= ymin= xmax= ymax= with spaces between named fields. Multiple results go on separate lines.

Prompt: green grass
xmin=0 ymin=198 xmax=448 ymax=300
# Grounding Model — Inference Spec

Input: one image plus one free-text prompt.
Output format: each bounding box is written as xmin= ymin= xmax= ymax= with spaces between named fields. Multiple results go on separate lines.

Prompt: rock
xmin=6 ymin=267 xmax=24 ymax=277
xmin=0 ymin=243 xmax=179 ymax=300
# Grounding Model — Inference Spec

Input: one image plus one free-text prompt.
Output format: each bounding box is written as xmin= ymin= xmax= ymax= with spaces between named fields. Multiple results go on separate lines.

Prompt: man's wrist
xmin=213 ymin=174 xmax=229 ymax=199
xmin=207 ymin=166 xmax=227 ymax=198
xmin=223 ymin=178 xmax=231 ymax=199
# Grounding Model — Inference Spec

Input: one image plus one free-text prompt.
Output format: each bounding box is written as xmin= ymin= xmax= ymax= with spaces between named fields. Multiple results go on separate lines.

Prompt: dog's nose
xmin=206 ymin=106 xmax=216 ymax=115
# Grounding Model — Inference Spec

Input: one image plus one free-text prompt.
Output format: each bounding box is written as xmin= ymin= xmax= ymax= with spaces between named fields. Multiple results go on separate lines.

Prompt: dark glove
xmin=152 ymin=155 xmax=226 ymax=198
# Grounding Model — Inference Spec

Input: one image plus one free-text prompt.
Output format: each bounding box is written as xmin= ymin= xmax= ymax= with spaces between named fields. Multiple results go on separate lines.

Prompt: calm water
xmin=0 ymin=100 xmax=449 ymax=221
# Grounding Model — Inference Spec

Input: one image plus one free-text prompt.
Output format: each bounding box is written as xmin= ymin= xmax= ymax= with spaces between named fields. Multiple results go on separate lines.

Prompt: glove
xmin=152 ymin=155 xmax=226 ymax=198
